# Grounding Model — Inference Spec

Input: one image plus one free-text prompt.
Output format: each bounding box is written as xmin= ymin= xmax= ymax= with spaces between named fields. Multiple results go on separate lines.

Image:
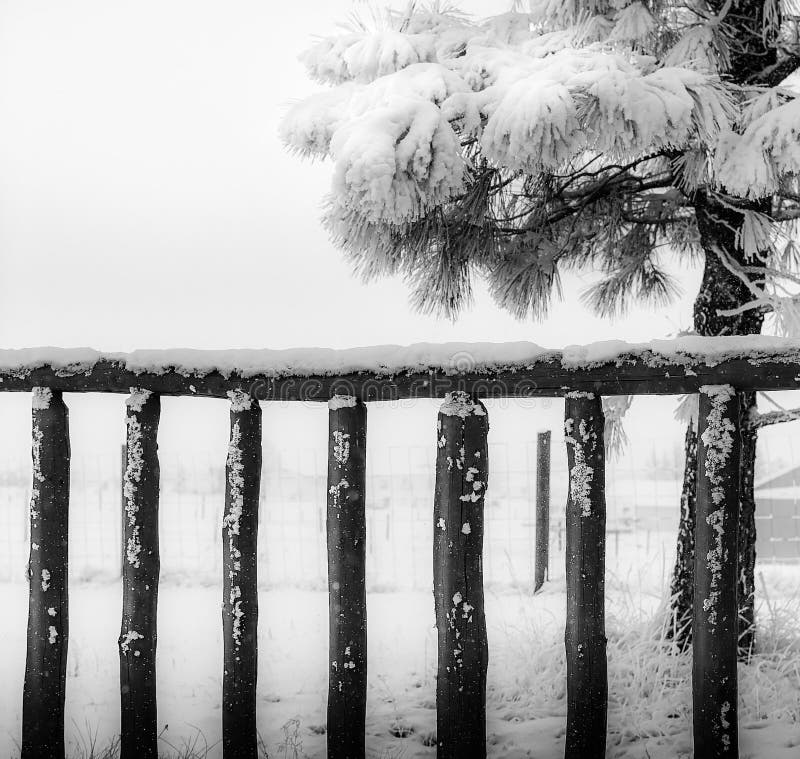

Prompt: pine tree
xmin=282 ymin=0 xmax=800 ymax=651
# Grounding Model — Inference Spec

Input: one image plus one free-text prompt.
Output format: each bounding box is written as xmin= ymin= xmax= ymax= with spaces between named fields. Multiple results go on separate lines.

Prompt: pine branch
xmin=748 ymin=407 xmax=800 ymax=428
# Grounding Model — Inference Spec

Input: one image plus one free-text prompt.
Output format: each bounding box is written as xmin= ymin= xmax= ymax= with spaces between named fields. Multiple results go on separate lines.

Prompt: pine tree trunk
xmin=668 ymin=192 xmax=767 ymax=653
xmin=737 ymin=392 xmax=758 ymax=655
xmin=668 ymin=426 xmax=697 ymax=647
xmin=667 ymin=0 xmax=785 ymax=653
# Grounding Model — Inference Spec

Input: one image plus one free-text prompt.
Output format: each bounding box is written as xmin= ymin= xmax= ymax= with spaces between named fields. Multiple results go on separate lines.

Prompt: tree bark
xmin=534 ymin=430 xmax=551 ymax=593
xmin=222 ymin=391 xmax=261 ymax=759
xmin=22 ymin=389 xmax=70 ymax=759
xmin=326 ymin=397 xmax=367 ymax=759
xmin=668 ymin=0 xmax=781 ymax=655
xmin=564 ymin=393 xmax=607 ymax=759
xmin=433 ymin=392 xmax=489 ymax=759
xmin=669 ymin=191 xmax=768 ymax=652
xmin=693 ymin=386 xmax=740 ymax=759
xmin=119 ymin=390 xmax=161 ymax=759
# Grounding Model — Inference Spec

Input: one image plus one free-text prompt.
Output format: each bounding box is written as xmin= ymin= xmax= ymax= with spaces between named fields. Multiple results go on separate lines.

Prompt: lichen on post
xmin=119 ymin=388 xmax=161 ymax=759
xmin=433 ymin=391 xmax=489 ymax=759
xmin=693 ymin=384 xmax=740 ymax=759
xmin=22 ymin=388 xmax=70 ymax=759
xmin=326 ymin=394 xmax=367 ymax=759
xmin=564 ymin=391 xmax=607 ymax=759
xmin=223 ymin=389 xmax=262 ymax=759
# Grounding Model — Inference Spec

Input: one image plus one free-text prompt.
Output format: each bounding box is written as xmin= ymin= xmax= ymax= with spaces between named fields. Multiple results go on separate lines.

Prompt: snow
xmin=29 ymin=424 xmax=43 ymax=522
xmin=1 ymin=577 xmax=797 ymax=759
xmin=699 ymin=385 xmax=736 ymax=507
xmin=698 ymin=385 xmax=736 ymax=630
xmin=4 ymin=336 xmax=800 ymax=381
xmin=225 ymin=420 xmax=246 ymax=649
xmin=328 ymin=394 xmax=356 ymax=410
xmin=227 ymin=388 xmax=253 ymax=413
xmin=716 ymin=96 xmax=800 ymax=199
xmin=564 ymin=414 xmax=596 ymax=518
xmin=332 ymin=430 xmax=350 ymax=466
xmin=301 ymin=31 xmax=438 ymax=86
xmin=123 ymin=405 xmax=145 ymax=569
xmin=281 ymin=14 xmax=756 ymax=227
xmin=119 ymin=629 xmax=143 ymax=655
xmin=31 ymin=387 xmax=52 ymax=410
xmin=125 ymin=387 xmax=151 ymax=413
xmin=440 ymin=391 xmax=486 ymax=418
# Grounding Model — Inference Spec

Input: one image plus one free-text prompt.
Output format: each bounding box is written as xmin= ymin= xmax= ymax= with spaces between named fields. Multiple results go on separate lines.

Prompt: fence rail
xmin=7 ymin=338 xmax=800 ymax=759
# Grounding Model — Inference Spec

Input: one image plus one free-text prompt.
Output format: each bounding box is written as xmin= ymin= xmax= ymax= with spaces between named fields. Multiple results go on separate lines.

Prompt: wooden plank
xmin=534 ymin=430 xmax=551 ymax=593
xmin=693 ymin=385 xmax=740 ymax=759
xmin=223 ymin=391 xmax=262 ymax=759
xmin=22 ymin=388 xmax=70 ymax=759
xmin=564 ymin=392 xmax=607 ymax=759
xmin=326 ymin=396 xmax=367 ymax=759
xmin=1 ymin=354 xmax=800 ymax=399
xmin=119 ymin=389 xmax=161 ymax=759
xmin=433 ymin=392 xmax=489 ymax=759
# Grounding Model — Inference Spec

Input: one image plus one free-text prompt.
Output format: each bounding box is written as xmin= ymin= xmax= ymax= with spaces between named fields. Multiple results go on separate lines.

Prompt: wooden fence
xmin=5 ymin=339 xmax=799 ymax=759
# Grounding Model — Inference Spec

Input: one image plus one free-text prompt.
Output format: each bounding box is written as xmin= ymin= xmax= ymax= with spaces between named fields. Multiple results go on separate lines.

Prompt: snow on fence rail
xmin=7 ymin=336 xmax=795 ymax=759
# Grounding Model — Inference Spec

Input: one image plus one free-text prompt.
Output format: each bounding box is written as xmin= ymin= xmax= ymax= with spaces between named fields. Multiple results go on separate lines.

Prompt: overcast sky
xmin=2 ymin=0 xmax=785 ymax=477
xmin=0 ymin=0 xmax=702 ymax=352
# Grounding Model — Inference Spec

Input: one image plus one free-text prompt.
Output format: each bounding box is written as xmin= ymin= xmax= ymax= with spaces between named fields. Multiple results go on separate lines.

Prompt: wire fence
xmin=0 ymin=434 xmax=797 ymax=589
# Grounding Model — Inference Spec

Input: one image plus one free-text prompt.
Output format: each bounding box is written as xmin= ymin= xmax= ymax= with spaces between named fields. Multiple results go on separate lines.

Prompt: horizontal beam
xmin=0 ymin=354 xmax=798 ymax=399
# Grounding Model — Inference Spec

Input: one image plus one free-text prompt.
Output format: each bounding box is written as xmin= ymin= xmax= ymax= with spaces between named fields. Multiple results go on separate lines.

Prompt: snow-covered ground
xmin=1 ymin=565 xmax=799 ymax=758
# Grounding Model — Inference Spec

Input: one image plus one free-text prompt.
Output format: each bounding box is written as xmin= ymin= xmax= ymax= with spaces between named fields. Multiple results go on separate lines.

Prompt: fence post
xmin=693 ymin=385 xmax=740 ymax=758
xmin=119 ymin=389 xmax=161 ymax=759
xmin=22 ymin=388 xmax=70 ymax=759
xmin=433 ymin=391 xmax=489 ymax=759
xmin=534 ymin=430 xmax=551 ymax=593
xmin=564 ymin=392 xmax=607 ymax=759
xmin=326 ymin=395 xmax=367 ymax=759
xmin=223 ymin=390 xmax=262 ymax=759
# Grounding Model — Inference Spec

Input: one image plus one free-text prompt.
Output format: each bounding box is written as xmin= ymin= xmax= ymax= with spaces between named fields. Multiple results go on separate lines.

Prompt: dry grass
xmin=493 ymin=574 xmax=800 ymax=758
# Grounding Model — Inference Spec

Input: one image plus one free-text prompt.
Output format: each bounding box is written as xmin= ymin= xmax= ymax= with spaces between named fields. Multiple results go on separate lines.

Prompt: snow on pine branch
xmin=716 ymin=97 xmax=800 ymax=199
xmin=300 ymin=31 xmax=437 ymax=85
xmin=282 ymin=10 xmax=740 ymax=227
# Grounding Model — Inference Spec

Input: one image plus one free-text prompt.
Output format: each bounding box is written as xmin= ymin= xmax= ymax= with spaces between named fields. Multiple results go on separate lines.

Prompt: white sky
xmin=0 ymin=0 xmax=701 ymax=352
xmin=3 ymin=0 xmax=791 ymax=480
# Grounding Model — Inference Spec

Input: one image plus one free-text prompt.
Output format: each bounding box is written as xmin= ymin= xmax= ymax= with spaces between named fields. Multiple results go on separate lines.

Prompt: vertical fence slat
xmin=119 ymin=389 xmax=161 ymax=759
xmin=534 ymin=429 xmax=551 ymax=593
xmin=327 ymin=395 xmax=367 ymax=759
xmin=22 ymin=388 xmax=70 ymax=759
xmin=223 ymin=390 xmax=262 ymax=759
xmin=433 ymin=391 xmax=489 ymax=759
xmin=693 ymin=385 xmax=740 ymax=759
xmin=564 ymin=392 xmax=607 ymax=759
